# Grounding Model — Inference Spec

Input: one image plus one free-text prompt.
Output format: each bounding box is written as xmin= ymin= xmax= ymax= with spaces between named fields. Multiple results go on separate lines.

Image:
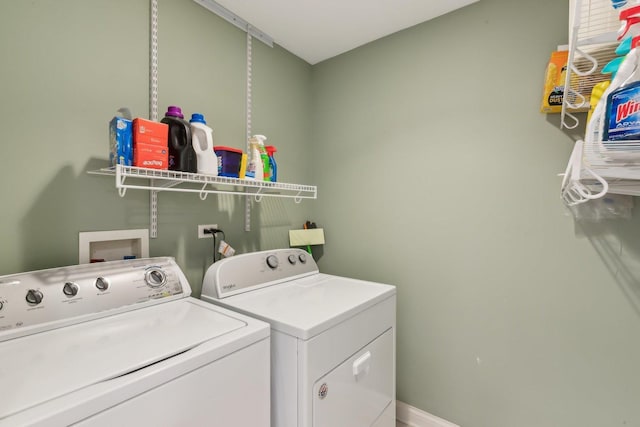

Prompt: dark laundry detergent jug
xmin=161 ymin=105 xmax=197 ymax=173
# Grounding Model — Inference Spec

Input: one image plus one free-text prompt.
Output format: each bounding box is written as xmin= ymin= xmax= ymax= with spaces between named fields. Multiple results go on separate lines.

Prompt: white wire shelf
xmin=559 ymin=1 xmax=640 ymax=205
xmin=88 ymin=165 xmax=317 ymax=202
xmin=562 ymin=0 xmax=620 ymax=129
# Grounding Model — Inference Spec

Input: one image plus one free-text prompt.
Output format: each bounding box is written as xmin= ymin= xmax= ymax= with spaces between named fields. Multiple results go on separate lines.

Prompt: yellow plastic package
xmin=540 ymin=50 xmax=569 ymax=113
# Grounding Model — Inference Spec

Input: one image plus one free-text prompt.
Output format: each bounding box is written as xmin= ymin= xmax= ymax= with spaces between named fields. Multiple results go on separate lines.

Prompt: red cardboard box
xmin=134 ymin=142 xmax=168 ymax=169
xmin=133 ymin=118 xmax=168 ymax=146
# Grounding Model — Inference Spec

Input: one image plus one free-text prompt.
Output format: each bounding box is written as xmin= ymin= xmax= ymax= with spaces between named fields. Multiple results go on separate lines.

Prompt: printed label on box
xmin=134 ymin=142 xmax=168 ymax=169
xmin=109 ymin=117 xmax=133 ymax=167
xmin=133 ymin=118 xmax=169 ymax=146
xmin=540 ymin=50 xmax=568 ymax=114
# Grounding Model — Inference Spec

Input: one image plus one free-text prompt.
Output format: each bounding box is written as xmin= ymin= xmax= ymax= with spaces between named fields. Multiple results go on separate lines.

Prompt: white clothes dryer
xmin=0 ymin=257 xmax=270 ymax=427
xmin=201 ymin=248 xmax=396 ymax=427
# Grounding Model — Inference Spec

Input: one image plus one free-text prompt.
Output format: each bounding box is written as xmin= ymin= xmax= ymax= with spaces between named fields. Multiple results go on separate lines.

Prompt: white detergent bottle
xmin=245 ymin=135 xmax=264 ymax=180
xmin=189 ymin=113 xmax=218 ymax=175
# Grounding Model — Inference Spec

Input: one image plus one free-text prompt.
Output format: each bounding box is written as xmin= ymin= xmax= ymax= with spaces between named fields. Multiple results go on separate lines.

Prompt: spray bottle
xmin=245 ymin=134 xmax=266 ymax=180
xmin=587 ymin=36 xmax=640 ymax=144
xmin=257 ymin=136 xmax=271 ymax=181
xmin=265 ymin=145 xmax=277 ymax=182
xmin=586 ymin=7 xmax=640 ymax=143
xmin=603 ymin=35 xmax=640 ymax=141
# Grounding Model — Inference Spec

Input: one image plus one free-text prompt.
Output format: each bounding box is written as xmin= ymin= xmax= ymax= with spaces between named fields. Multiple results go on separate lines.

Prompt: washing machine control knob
xmin=0 ymin=301 xmax=3 ymax=311
xmin=298 ymin=253 xmax=307 ymax=264
xmin=63 ymin=282 xmax=79 ymax=297
xmin=288 ymin=255 xmax=297 ymax=265
xmin=266 ymin=255 xmax=279 ymax=269
xmin=25 ymin=289 xmax=43 ymax=305
xmin=95 ymin=277 xmax=109 ymax=291
xmin=145 ymin=269 xmax=166 ymax=288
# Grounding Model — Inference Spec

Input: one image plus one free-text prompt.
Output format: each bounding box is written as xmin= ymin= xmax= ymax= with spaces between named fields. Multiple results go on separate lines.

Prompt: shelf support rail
xmin=149 ymin=0 xmax=159 ymax=238
xmin=245 ymin=31 xmax=253 ymax=231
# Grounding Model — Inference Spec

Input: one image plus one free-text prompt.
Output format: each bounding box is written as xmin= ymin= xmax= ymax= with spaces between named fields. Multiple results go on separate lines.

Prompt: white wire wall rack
xmin=89 ymin=165 xmax=317 ymax=200
xmin=88 ymin=165 xmax=317 ymax=237
xmin=562 ymin=0 xmax=619 ymax=129
xmin=560 ymin=1 xmax=640 ymax=204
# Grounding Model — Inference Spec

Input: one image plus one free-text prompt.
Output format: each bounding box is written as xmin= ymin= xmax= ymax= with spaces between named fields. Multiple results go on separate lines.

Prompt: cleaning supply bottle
xmin=161 ymin=106 xmax=196 ymax=173
xmin=265 ymin=145 xmax=277 ymax=182
xmin=585 ymin=7 xmax=640 ymax=144
xmin=255 ymin=135 xmax=271 ymax=181
xmin=587 ymin=81 xmax=611 ymax=125
xmin=603 ymin=35 xmax=640 ymax=141
xmin=245 ymin=135 xmax=264 ymax=180
xmin=189 ymin=113 xmax=218 ymax=175
xmin=587 ymin=30 xmax=640 ymax=144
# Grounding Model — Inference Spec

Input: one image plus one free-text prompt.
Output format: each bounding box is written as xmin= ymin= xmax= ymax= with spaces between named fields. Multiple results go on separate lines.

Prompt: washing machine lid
xmin=0 ymin=298 xmax=247 ymax=420
xmin=217 ymin=273 xmax=395 ymax=340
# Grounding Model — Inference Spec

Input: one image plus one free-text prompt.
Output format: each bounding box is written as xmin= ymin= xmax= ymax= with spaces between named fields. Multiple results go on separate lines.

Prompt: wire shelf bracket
xmin=89 ymin=165 xmax=317 ymax=236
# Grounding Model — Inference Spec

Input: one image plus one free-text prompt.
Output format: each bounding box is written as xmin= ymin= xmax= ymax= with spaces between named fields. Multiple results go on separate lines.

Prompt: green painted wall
xmin=0 ymin=0 xmax=315 ymax=296
xmin=3 ymin=0 xmax=640 ymax=426
xmin=311 ymin=0 xmax=640 ymax=426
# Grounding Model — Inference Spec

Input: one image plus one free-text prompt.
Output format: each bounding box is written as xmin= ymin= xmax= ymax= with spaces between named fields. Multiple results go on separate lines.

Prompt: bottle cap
xmin=612 ymin=0 xmax=628 ymax=9
xmin=265 ymin=145 xmax=277 ymax=155
xmin=190 ymin=113 xmax=206 ymax=124
xmin=166 ymin=105 xmax=184 ymax=119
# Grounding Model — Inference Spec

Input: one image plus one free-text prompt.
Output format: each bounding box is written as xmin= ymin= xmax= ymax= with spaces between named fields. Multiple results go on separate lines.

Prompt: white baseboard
xmin=396 ymin=401 xmax=460 ymax=427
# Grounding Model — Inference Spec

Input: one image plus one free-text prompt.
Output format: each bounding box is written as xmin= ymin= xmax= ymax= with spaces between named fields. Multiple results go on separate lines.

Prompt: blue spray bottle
xmin=603 ymin=35 xmax=640 ymax=141
xmin=265 ymin=145 xmax=277 ymax=182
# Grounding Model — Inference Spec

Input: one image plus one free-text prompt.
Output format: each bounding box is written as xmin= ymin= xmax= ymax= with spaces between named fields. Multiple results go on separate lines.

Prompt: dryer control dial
xmin=25 ymin=289 xmax=43 ymax=305
xmin=0 ymin=301 xmax=4 ymax=311
xmin=298 ymin=253 xmax=307 ymax=264
xmin=95 ymin=277 xmax=109 ymax=291
xmin=145 ymin=269 xmax=167 ymax=288
xmin=63 ymin=282 xmax=79 ymax=297
xmin=266 ymin=255 xmax=279 ymax=269
xmin=288 ymin=255 xmax=297 ymax=265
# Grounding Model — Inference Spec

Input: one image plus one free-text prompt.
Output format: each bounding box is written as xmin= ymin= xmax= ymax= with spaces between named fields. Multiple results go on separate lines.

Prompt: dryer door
xmin=312 ymin=328 xmax=394 ymax=427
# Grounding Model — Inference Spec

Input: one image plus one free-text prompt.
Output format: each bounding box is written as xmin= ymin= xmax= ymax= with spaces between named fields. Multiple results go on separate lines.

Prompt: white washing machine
xmin=201 ymin=248 xmax=396 ymax=427
xmin=0 ymin=257 xmax=270 ymax=426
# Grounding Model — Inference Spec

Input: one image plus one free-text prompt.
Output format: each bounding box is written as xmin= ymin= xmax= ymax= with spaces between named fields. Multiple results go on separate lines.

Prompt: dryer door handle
xmin=352 ymin=351 xmax=371 ymax=380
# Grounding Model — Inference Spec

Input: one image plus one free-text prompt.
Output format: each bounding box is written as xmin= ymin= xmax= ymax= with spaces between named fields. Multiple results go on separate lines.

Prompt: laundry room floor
xmin=396 ymin=421 xmax=408 ymax=426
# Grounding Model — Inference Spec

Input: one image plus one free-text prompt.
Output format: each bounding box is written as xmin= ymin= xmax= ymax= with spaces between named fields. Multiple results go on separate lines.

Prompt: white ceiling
xmin=211 ymin=0 xmax=480 ymax=64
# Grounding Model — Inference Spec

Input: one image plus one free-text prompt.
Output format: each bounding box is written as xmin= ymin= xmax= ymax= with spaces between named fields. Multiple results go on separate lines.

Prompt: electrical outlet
xmin=198 ymin=224 xmax=218 ymax=239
